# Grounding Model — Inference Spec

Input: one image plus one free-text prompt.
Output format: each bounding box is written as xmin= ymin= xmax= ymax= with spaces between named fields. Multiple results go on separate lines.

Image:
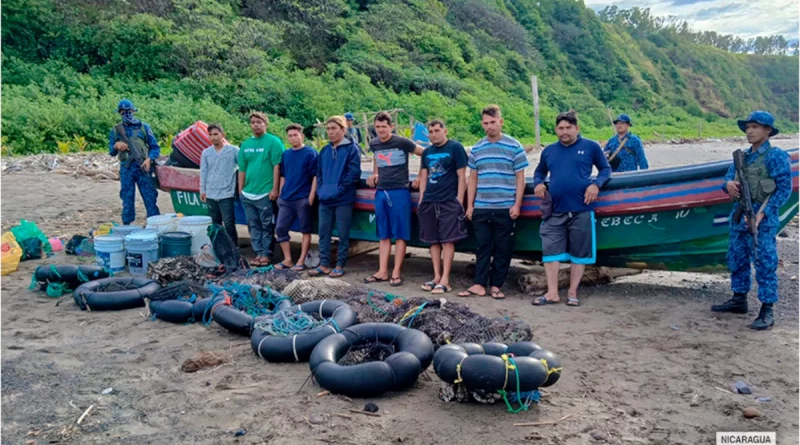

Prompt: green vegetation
xmin=2 ymin=0 xmax=797 ymax=155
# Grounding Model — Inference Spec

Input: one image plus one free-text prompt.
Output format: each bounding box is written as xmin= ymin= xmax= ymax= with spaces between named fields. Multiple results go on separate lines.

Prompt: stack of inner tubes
xmin=433 ymin=341 xmax=562 ymax=393
xmin=251 ymin=300 xmax=357 ymax=363
xmin=74 ymin=277 xmax=161 ymax=311
xmin=309 ymin=323 xmax=434 ymax=398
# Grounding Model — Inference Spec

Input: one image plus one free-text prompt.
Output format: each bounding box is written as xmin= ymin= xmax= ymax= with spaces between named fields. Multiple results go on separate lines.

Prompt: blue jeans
xmin=319 ymin=204 xmax=353 ymax=268
xmin=242 ymin=195 xmax=274 ymax=257
xmin=120 ymin=164 xmax=159 ymax=225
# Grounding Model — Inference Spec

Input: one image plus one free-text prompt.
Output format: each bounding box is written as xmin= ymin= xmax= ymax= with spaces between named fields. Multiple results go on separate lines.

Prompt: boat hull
xmin=157 ymin=150 xmax=799 ymax=272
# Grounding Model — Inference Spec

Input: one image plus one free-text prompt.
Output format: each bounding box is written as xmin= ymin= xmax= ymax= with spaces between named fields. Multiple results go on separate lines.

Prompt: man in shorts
xmin=274 ymin=123 xmax=318 ymax=271
xmin=364 ymin=112 xmax=424 ymax=287
xmin=417 ymin=119 xmax=468 ymax=294
xmin=532 ymin=111 xmax=611 ymax=307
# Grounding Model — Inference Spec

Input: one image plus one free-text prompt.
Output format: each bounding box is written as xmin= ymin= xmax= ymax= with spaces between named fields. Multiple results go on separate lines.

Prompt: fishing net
xmin=276 ymin=278 xmax=533 ymax=348
xmin=218 ymin=266 xmax=299 ymax=291
xmin=338 ymin=342 xmax=396 ymax=366
xmin=282 ymin=278 xmax=352 ymax=305
xmin=95 ymin=280 xmax=145 ymax=292
xmin=205 ymin=282 xmax=292 ymax=320
xmin=208 ymin=223 xmax=247 ymax=269
xmin=147 ymin=280 xmax=210 ymax=302
xmin=252 ymin=308 xmax=335 ymax=337
xmin=147 ymin=256 xmax=217 ymax=285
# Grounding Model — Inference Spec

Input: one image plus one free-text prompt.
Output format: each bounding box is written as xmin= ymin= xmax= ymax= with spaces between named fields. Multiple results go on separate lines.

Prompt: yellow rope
xmin=454 ymin=356 xmax=468 ymax=384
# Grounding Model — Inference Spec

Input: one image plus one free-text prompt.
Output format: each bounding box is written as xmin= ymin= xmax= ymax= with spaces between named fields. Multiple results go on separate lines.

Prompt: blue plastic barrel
xmin=160 ymin=231 xmax=192 ymax=258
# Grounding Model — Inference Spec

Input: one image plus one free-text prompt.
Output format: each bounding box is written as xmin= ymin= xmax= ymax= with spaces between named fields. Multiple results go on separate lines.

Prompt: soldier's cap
xmin=738 ymin=110 xmax=779 ymax=136
xmin=344 ymin=112 xmax=355 ymax=120
xmin=613 ymin=114 xmax=632 ymax=126
xmin=117 ymin=99 xmax=137 ymax=112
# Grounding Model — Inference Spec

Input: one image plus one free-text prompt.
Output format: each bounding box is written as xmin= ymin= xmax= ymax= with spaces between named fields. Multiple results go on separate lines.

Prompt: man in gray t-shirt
xmin=200 ymin=124 xmax=240 ymax=245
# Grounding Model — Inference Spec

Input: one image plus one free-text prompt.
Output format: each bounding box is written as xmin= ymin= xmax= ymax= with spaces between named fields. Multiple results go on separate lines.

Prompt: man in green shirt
xmin=238 ymin=111 xmax=284 ymax=266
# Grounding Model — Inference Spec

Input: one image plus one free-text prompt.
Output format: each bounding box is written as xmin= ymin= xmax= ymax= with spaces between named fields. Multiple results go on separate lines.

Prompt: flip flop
xmin=330 ymin=268 xmax=346 ymax=278
xmin=431 ymin=284 xmax=451 ymax=294
xmin=421 ymin=281 xmax=437 ymax=292
xmin=532 ymin=296 xmax=559 ymax=306
xmin=364 ymin=275 xmax=389 ymax=284
xmin=249 ymin=258 xmax=263 ymax=267
xmin=308 ymin=266 xmax=330 ymax=277
xmin=566 ymin=297 xmax=581 ymax=307
xmin=491 ymin=291 xmax=506 ymax=300
xmin=273 ymin=262 xmax=293 ymax=270
xmin=291 ymin=263 xmax=306 ymax=272
xmin=390 ymin=277 xmax=403 ymax=287
xmin=457 ymin=289 xmax=485 ymax=297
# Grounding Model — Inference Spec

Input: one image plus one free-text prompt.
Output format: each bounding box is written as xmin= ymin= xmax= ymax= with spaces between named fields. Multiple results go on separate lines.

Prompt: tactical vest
xmin=117 ymin=125 xmax=148 ymax=165
xmin=735 ymin=146 xmax=776 ymax=203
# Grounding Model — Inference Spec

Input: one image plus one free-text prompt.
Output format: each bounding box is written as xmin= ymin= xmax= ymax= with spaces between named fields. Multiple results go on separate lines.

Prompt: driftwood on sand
xmin=517 ymin=266 xmax=642 ymax=294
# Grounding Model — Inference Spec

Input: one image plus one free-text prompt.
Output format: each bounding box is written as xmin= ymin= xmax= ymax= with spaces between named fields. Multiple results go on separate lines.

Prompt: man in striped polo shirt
xmin=458 ymin=105 xmax=528 ymax=299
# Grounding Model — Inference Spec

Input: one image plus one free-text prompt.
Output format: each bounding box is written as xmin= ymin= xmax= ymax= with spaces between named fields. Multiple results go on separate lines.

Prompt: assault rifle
xmin=731 ymin=149 xmax=757 ymax=250
xmin=114 ymin=123 xmax=160 ymax=189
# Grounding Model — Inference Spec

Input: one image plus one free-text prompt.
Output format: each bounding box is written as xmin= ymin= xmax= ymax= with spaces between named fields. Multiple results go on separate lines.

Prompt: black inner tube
xmin=250 ymin=300 xmax=357 ymax=363
xmin=73 ymin=277 xmax=161 ymax=311
xmin=433 ymin=341 xmax=560 ymax=392
xmin=33 ymin=265 xmax=112 ymax=290
xmin=309 ymin=323 xmax=434 ymax=398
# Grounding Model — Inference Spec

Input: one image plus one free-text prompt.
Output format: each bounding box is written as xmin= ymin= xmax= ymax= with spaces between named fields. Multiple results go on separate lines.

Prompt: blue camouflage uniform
xmin=723 ymin=140 xmax=792 ymax=304
xmin=603 ymin=132 xmax=648 ymax=172
xmin=109 ymin=100 xmax=161 ymax=224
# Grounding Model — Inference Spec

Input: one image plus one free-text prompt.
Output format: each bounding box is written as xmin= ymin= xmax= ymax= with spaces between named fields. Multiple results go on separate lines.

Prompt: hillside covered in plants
xmin=2 ymin=0 xmax=797 ymax=153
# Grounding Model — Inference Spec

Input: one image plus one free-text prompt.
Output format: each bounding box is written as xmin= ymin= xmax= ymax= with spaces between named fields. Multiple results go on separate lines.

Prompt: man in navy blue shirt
xmin=532 ymin=111 xmax=611 ymax=307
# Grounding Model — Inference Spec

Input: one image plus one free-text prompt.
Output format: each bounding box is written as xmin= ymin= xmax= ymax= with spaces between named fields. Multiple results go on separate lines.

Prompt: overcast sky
xmin=585 ymin=0 xmax=799 ymax=40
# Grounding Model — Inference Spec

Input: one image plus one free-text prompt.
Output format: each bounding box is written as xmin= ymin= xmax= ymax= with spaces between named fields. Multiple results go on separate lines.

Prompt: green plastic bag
xmin=10 ymin=220 xmax=52 ymax=260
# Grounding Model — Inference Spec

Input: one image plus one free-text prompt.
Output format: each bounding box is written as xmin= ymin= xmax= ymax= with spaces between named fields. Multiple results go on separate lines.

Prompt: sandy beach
xmin=2 ymin=137 xmax=798 ymax=445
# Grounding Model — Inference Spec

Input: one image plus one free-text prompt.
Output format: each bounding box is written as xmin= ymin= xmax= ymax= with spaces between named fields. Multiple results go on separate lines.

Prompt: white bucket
xmin=95 ymin=235 xmax=126 ymax=272
xmin=145 ymin=214 xmax=180 ymax=234
xmin=177 ymin=215 xmax=212 ymax=255
xmin=125 ymin=230 xmax=160 ymax=276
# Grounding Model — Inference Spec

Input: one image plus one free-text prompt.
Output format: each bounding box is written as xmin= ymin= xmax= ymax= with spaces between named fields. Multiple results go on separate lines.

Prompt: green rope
xmin=77 ymin=269 xmax=90 ymax=283
xmin=46 ymin=282 xmax=69 ymax=298
xmin=366 ymin=291 xmax=389 ymax=316
xmin=498 ymin=357 xmax=531 ymax=414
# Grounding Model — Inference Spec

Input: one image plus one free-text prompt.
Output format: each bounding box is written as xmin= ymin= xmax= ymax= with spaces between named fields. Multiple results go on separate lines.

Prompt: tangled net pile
xmin=252 ymin=308 xmax=327 ymax=336
xmin=205 ymin=282 xmax=291 ymax=321
xmin=219 ymin=266 xmax=299 ymax=291
xmin=148 ymin=256 xmax=216 ymax=285
xmin=283 ymin=278 xmax=533 ymax=348
xmin=147 ymin=280 xmax=210 ymax=302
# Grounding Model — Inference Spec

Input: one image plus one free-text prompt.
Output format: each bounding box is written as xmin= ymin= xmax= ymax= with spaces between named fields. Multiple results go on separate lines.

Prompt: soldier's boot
xmin=750 ymin=303 xmax=774 ymax=330
xmin=711 ymin=292 xmax=748 ymax=314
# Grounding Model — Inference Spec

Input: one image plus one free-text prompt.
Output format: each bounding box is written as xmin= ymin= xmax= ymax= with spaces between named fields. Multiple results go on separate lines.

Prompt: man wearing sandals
xmin=458 ymin=105 xmax=528 ymax=300
xmin=238 ymin=112 xmax=284 ymax=267
xmin=273 ymin=123 xmax=318 ymax=272
xmin=418 ymin=120 xmax=468 ymax=295
xmin=308 ymin=116 xmax=362 ymax=278
xmin=364 ymin=112 xmax=424 ymax=287
xmin=532 ymin=111 xmax=611 ymax=307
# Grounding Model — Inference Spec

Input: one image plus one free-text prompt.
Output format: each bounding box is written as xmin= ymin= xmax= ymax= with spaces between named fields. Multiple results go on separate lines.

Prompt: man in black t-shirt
xmin=364 ymin=112 xmax=424 ymax=286
xmin=417 ymin=119 xmax=468 ymax=294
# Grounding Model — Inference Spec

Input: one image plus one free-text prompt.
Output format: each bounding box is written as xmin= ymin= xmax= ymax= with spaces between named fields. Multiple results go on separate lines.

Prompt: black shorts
xmin=540 ymin=211 xmax=595 ymax=264
xmin=418 ymin=199 xmax=468 ymax=245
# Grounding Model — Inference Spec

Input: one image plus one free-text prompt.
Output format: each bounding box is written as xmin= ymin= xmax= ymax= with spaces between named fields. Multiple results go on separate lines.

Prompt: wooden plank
xmin=531 ymin=75 xmax=540 ymax=149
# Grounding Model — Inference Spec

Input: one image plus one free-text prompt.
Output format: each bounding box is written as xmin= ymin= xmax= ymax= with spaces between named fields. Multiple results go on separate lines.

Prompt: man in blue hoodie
xmin=108 ymin=99 xmax=161 ymax=224
xmin=308 ymin=115 xmax=362 ymax=278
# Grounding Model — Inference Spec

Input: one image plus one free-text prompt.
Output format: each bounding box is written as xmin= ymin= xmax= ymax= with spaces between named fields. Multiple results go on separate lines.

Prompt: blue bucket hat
xmin=737 ymin=110 xmax=779 ymax=136
xmin=117 ymin=99 xmax=137 ymax=112
xmin=613 ymin=114 xmax=632 ymax=126
xmin=344 ymin=112 xmax=355 ymax=120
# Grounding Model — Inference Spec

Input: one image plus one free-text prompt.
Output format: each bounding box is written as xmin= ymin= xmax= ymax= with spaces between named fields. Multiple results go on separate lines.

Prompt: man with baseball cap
xmin=108 ymin=99 xmax=161 ymax=224
xmin=344 ymin=112 xmax=365 ymax=155
xmin=711 ymin=111 xmax=792 ymax=330
xmin=603 ymin=113 xmax=648 ymax=172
